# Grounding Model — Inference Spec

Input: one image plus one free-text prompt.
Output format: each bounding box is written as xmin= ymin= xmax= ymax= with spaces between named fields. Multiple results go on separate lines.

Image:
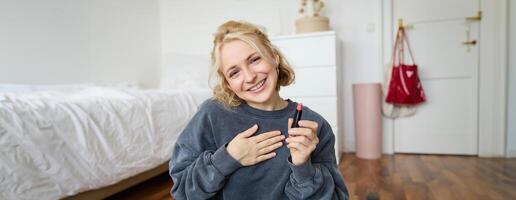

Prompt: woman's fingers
xmin=253 ymin=130 xmax=281 ymax=143
xmin=235 ymin=124 xmax=320 ymax=165
xmin=238 ymin=124 xmax=259 ymax=138
xmin=286 ymin=141 xmax=311 ymax=152
xmin=256 ymin=133 xmax=284 ymax=155
xmin=288 ymin=128 xmax=316 ymax=141
xmin=285 ymin=135 xmax=311 ymax=146
xmin=257 ymin=134 xmax=285 ymax=149
xmin=258 ymin=142 xmax=283 ymax=154
xmin=298 ymin=120 xmax=318 ymax=130
xmin=256 ymin=152 xmax=277 ymax=162
xmin=285 ymin=120 xmax=319 ymax=165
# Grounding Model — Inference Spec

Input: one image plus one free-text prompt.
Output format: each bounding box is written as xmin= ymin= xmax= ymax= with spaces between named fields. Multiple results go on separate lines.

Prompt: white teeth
xmin=248 ymin=79 xmax=265 ymax=92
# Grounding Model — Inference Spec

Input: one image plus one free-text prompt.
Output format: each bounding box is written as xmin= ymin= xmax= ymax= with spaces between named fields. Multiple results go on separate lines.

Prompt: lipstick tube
xmin=291 ymin=103 xmax=303 ymax=128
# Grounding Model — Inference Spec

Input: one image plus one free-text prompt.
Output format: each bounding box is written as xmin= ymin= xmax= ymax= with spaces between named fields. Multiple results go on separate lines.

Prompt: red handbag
xmin=385 ymin=27 xmax=426 ymax=105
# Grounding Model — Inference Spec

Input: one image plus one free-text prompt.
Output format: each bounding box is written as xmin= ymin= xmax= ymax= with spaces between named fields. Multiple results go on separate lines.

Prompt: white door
xmin=392 ymin=0 xmax=480 ymax=155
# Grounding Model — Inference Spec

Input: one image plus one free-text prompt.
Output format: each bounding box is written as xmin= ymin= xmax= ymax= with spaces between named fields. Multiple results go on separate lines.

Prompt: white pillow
xmin=160 ymin=53 xmax=213 ymax=90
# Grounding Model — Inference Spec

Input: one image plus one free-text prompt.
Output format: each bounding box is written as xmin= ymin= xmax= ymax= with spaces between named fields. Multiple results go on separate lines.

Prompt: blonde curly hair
xmin=210 ymin=20 xmax=295 ymax=108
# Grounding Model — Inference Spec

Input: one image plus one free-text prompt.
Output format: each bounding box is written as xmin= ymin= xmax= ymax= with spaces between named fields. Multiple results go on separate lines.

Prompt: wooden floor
xmin=106 ymin=154 xmax=516 ymax=200
xmin=105 ymin=171 xmax=174 ymax=200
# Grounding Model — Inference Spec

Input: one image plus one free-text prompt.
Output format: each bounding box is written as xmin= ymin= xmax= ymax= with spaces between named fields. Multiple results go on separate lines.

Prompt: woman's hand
xmin=226 ymin=124 xmax=285 ymax=166
xmin=286 ymin=119 xmax=319 ymax=165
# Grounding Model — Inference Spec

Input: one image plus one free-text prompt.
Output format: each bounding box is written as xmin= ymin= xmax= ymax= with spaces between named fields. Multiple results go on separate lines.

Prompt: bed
xmin=0 ymin=84 xmax=211 ymax=200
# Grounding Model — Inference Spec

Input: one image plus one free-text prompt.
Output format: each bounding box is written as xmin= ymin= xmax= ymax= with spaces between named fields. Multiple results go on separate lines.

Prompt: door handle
xmin=466 ymin=11 xmax=482 ymax=21
xmin=462 ymin=40 xmax=477 ymax=45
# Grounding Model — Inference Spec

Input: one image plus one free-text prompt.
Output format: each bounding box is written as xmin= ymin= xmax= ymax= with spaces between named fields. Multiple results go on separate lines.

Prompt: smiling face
xmin=219 ymin=39 xmax=280 ymax=110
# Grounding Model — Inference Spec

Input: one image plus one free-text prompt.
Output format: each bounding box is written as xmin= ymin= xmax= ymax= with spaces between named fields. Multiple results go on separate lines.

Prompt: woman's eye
xmin=250 ymin=57 xmax=261 ymax=64
xmin=229 ymin=70 xmax=239 ymax=78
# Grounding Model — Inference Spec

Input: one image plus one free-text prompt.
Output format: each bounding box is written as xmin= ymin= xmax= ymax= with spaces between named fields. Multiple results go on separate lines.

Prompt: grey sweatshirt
xmin=169 ymin=99 xmax=349 ymax=200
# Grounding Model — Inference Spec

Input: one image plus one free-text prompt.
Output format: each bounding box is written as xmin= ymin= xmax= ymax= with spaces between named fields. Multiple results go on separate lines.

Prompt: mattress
xmin=0 ymin=86 xmax=210 ymax=200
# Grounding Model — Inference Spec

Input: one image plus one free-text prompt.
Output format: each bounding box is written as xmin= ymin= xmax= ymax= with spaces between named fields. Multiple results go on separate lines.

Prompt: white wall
xmin=0 ymin=0 xmax=90 ymax=84
xmin=159 ymin=0 xmax=287 ymax=61
xmin=0 ymin=0 xmax=160 ymax=88
xmin=328 ymin=0 xmax=381 ymax=152
xmin=88 ymin=0 xmax=160 ymax=88
xmin=507 ymin=0 xmax=516 ymax=157
xmin=159 ymin=0 xmax=382 ymax=153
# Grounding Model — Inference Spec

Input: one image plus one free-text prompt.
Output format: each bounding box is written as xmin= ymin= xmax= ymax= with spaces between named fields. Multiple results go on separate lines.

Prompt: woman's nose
xmin=243 ymin=69 xmax=257 ymax=83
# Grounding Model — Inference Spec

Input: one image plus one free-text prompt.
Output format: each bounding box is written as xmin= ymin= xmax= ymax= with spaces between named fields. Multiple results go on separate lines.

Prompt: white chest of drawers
xmin=271 ymin=31 xmax=342 ymax=162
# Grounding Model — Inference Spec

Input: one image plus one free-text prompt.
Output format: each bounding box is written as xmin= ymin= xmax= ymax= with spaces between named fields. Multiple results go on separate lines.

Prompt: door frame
xmin=379 ymin=0 xmax=508 ymax=157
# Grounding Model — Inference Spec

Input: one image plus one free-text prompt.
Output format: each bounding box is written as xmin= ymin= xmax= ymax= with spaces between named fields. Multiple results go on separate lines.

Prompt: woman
xmin=169 ymin=20 xmax=349 ymax=200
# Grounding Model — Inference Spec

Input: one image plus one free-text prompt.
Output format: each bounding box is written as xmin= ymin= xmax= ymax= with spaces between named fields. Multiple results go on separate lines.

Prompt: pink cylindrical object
xmin=353 ymin=83 xmax=382 ymax=159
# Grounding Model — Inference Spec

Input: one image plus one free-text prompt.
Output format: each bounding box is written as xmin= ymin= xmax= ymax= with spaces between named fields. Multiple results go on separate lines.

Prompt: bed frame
xmin=63 ymin=161 xmax=169 ymax=200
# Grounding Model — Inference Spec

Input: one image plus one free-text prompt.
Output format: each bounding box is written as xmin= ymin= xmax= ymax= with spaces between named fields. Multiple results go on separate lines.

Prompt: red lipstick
xmin=291 ymin=102 xmax=303 ymax=128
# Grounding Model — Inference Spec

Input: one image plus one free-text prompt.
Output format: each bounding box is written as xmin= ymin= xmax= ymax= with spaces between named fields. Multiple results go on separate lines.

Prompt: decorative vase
xmin=295 ymin=16 xmax=330 ymax=33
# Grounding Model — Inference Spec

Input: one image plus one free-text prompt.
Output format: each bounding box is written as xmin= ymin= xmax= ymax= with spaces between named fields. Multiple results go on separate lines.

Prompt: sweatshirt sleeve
xmin=284 ymin=121 xmax=349 ymax=200
xmin=169 ymin=104 xmax=242 ymax=199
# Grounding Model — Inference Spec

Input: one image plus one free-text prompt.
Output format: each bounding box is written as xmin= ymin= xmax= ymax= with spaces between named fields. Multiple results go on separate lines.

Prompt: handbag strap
xmin=401 ymin=28 xmax=416 ymax=64
xmin=392 ymin=27 xmax=412 ymax=95
xmin=393 ymin=27 xmax=416 ymax=66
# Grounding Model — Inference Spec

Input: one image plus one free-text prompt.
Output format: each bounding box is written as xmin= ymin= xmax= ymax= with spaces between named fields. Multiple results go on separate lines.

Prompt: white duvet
xmin=0 ymin=86 xmax=210 ymax=200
